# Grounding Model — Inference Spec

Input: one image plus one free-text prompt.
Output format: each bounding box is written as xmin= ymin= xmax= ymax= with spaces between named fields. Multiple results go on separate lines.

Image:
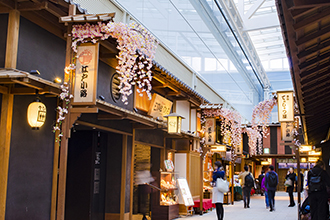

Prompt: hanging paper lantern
xmin=27 ymin=99 xmax=46 ymax=129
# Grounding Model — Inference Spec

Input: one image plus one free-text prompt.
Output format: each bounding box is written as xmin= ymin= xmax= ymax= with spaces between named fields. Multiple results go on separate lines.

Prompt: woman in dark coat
xmin=285 ymin=167 xmax=296 ymax=207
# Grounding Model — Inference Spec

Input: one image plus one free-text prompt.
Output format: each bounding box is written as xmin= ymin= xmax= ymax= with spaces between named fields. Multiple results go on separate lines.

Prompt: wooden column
xmin=230 ymin=161 xmax=234 ymax=205
xmin=120 ymin=135 xmax=128 ymax=220
xmin=56 ymin=5 xmax=76 ymax=220
xmin=199 ymin=156 xmax=203 ymax=215
xmin=0 ymin=9 xmax=20 ymax=220
xmin=129 ymin=130 xmax=135 ymax=220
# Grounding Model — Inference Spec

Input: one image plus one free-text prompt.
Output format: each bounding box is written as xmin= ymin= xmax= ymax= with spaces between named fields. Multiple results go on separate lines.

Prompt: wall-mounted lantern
xmin=300 ymin=145 xmax=312 ymax=152
xmin=210 ymin=144 xmax=226 ymax=152
xmin=164 ymin=113 xmax=185 ymax=134
xmin=27 ymin=98 xmax=46 ymax=130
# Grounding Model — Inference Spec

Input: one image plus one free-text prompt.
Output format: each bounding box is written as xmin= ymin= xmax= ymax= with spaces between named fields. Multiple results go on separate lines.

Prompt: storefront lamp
xmin=164 ymin=113 xmax=185 ymax=134
xmin=261 ymin=158 xmax=272 ymax=165
xmin=308 ymin=157 xmax=319 ymax=162
xmin=308 ymin=151 xmax=321 ymax=156
xmin=210 ymin=144 xmax=226 ymax=152
xmin=27 ymin=98 xmax=46 ymax=130
xmin=300 ymin=145 xmax=312 ymax=152
xmin=301 ymin=158 xmax=307 ymax=163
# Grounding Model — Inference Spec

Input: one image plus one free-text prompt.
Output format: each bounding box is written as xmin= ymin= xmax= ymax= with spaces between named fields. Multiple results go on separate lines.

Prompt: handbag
xmin=217 ymin=178 xmax=229 ymax=193
xmin=284 ymin=178 xmax=293 ymax=187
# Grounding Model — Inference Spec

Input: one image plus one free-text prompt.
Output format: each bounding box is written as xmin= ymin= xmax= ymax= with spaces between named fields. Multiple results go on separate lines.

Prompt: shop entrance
xmin=65 ymin=130 xmax=107 ymax=220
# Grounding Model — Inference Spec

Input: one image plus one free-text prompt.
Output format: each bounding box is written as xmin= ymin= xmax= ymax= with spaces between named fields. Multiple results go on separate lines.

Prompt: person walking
xmin=261 ymin=171 xmax=269 ymax=209
xmin=238 ymin=165 xmax=254 ymax=208
xmin=285 ymin=167 xmax=296 ymax=207
xmin=265 ymin=165 xmax=278 ymax=212
xmin=212 ymin=161 xmax=225 ymax=220
xmin=308 ymin=160 xmax=330 ymax=220
xmin=258 ymin=170 xmax=265 ymax=195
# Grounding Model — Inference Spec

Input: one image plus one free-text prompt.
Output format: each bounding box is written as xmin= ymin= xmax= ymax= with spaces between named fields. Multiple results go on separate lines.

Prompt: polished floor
xmin=175 ymin=191 xmax=300 ymax=220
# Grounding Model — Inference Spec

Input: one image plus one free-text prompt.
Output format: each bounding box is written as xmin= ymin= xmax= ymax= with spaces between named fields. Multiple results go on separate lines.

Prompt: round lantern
xmin=27 ymin=98 xmax=47 ymax=129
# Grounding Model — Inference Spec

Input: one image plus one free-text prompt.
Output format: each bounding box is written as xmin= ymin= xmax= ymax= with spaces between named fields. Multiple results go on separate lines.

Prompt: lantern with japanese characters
xmin=27 ymin=99 xmax=46 ymax=129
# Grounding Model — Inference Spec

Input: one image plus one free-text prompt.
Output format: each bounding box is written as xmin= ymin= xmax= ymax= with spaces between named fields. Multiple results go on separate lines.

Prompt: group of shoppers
xmin=211 ymin=159 xmax=330 ymax=220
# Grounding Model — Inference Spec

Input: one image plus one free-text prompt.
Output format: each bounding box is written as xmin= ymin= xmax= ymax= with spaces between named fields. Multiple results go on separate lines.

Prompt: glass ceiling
xmin=74 ymin=0 xmax=293 ymax=121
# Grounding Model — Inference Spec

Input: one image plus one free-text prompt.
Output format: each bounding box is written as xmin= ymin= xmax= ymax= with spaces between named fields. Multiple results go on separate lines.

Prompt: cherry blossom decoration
xmin=200 ymin=108 xmax=242 ymax=163
xmin=71 ymin=21 xmax=158 ymax=104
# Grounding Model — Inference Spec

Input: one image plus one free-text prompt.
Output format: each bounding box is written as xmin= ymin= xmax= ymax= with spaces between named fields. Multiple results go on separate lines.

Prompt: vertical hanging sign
xmin=205 ymin=118 xmax=216 ymax=145
xmin=277 ymin=91 xmax=294 ymax=122
xmin=235 ymin=134 xmax=243 ymax=155
xmin=73 ymin=43 xmax=99 ymax=105
xmin=281 ymin=122 xmax=294 ymax=141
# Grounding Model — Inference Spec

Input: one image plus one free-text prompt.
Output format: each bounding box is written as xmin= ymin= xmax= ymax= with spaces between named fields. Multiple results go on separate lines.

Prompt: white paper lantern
xmin=27 ymin=99 xmax=46 ymax=129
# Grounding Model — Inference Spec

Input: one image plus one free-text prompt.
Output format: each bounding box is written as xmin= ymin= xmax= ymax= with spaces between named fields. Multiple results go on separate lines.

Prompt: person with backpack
xmin=265 ymin=165 xmax=278 ymax=212
xmin=258 ymin=170 xmax=265 ymax=195
xmin=285 ymin=167 xmax=296 ymax=207
xmin=238 ymin=165 xmax=254 ymax=208
xmin=307 ymin=160 xmax=330 ymax=220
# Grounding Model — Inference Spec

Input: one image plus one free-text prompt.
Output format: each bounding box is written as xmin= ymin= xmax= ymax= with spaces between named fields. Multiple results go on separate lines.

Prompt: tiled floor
xmin=175 ymin=191 xmax=300 ymax=220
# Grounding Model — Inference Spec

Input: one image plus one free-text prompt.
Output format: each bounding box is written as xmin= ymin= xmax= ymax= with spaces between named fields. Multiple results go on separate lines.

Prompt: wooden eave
xmin=0 ymin=68 xmax=61 ymax=95
xmin=276 ymin=0 xmax=330 ymax=146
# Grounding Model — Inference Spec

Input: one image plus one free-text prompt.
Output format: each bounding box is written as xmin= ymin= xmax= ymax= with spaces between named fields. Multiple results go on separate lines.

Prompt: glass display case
xmin=160 ymin=171 xmax=178 ymax=205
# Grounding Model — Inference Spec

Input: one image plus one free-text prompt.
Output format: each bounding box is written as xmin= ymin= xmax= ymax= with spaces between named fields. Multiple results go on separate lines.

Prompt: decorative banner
xmin=235 ymin=134 xmax=243 ymax=155
xmin=281 ymin=122 xmax=294 ymax=141
xmin=205 ymin=118 xmax=216 ymax=145
xmin=277 ymin=91 xmax=294 ymax=122
xmin=177 ymin=178 xmax=194 ymax=207
xmin=148 ymin=94 xmax=172 ymax=119
xmin=73 ymin=43 xmax=99 ymax=105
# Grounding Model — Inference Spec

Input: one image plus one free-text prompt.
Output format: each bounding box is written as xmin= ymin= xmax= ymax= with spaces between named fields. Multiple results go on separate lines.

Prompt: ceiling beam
xmin=300 ymin=61 xmax=330 ymax=78
xmin=0 ymin=85 xmax=8 ymax=94
xmin=299 ymin=50 xmax=330 ymax=70
xmin=293 ymin=8 xmax=330 ymax=31
xmin=297 ymin=39 xmax=330 ymax=59
xmin=17 ymin=1 xmax=46 ymax=11
xmin=0 ymin=0 xmax=15 ymax=9
xmin=290 ymin=7 xmax=320 ymax=19
xmin=286 ymin=0 xmax=330 ymax=9
xmin=301 ymin=77 xmax=330 ymax=93
xmin=296 ymin=25 xmax=330 ymax=47
xmin=301 ymin=68 xmax=330 ymax=85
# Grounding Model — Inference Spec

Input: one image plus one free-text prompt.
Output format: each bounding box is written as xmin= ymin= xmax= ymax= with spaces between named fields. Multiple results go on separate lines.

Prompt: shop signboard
xmin=205 ymin=118 xmax=216 ymax=145
xmin=73 ymin=43 xmax=99 ymax=105
xmin=148 ymin=94 xmax=172 ymax=119
xmin=177 ymin=178 xmax=194 ymax=207
xmin=281 ymin=122 xmax=294 ymax=141
xmin=277 ymin=91 xmax=294 ymax=122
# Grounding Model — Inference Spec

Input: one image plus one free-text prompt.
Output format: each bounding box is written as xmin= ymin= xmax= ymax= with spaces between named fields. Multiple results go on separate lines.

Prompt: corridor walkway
xmin=176 ymin=192 xmax=299 ymax=220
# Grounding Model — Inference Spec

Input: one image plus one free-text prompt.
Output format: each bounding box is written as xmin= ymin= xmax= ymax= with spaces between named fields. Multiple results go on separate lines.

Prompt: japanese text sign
xmin=281 ymin=122 xmax=294 ymax=141
xmin=73 ymin=43 xmax=99 ymax=105
xmin=148 ymin=94 xmax=172 ymax=119
xmin=277 ymin=91 xmax=294 ymax=122
xmin=205 ymin=118 xmax=216 ymax=145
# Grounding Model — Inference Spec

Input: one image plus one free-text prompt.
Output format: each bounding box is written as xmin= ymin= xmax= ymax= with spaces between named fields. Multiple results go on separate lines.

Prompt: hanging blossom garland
xmin=71 ymin=21 xmax=158 ymax=104
xmin=53 ymin=65 xmax=75 ymax=145
xmin=201 ymin=108 xmax=243 ymax=163
xmin=251 ymin=97 xmax=277 ymax=137
xmin=243 ymin=127 xmax=263 ymax=155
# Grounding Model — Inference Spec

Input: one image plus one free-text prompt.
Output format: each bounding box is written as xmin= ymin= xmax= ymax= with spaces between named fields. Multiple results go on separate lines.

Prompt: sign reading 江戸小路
xmin=73 ymin=43 xmax=99 ymax=105
xmin=148 ymin=94 xmax=172 ymax=119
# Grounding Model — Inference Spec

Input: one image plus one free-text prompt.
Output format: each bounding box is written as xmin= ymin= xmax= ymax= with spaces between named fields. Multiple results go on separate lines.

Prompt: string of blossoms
xmin=71 ymin=21 xmax=158 ymax=104
xmin=202 ymin=108 xmax=242 ymax=163
xmin=53 ymin=65 xmax=75 ymax=144
xmin=251 ymin=97 xmax=277 ymax=137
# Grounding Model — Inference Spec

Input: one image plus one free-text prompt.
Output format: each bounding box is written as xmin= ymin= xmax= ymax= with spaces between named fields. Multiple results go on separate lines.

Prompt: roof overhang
xmin=0 ymin=68 xmax=61 ymax=95
xmin=275 ymin=0 xmax=330 ymax=146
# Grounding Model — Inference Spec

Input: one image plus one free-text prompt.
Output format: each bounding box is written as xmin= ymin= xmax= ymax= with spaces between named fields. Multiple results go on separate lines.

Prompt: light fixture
xmin=54 ymin=77 xmax=62 ymax=84
xmin=261 ymin=158 xmax=272 ymax=165
xmin=308 ymin=157 xmax=319 ymax=162
xmin=30 ymin=70 xmax=40 ymax=75
xmin=301 ymin=158 xmax=307 ymax=163
xmin=300 ymin=145 xmax=312 ymax=152
xmin=164 ymin=113 xmax=185 ymax=134
xmin=210 ymin=144 xmax=226 ymax=152
xmin=308 ymin=151 xmax=321 ymax=156
xmin=263 ymin=148 xmax=270 ymax=154
xmin=27 ymin=98 xmax=46 ymax=130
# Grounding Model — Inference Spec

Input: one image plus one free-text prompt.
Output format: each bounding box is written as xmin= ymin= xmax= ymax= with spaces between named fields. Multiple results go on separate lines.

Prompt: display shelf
xmin=160 ymin=171 xmax=178 ymax=206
